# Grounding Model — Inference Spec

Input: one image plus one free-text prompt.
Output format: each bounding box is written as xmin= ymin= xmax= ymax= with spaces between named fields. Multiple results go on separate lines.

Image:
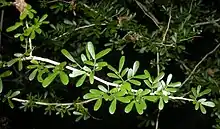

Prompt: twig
xmin=155 ymin=110 xmax=160 ymax=129
xmin=23 ymin=56 xmax=119 ymax=87
xmin=135 ymin=0 xmax=160 ymax=28
xmin=181 ymin=43 xmax=220 ymax=86
xmin=193 ymin=18 xmax=220 ymax=26
xmin=12 ymin=97 xmax=97 ymax=106
xmin=52 ymin=23 xmax=106 ymax=40
xmin=168 ymin=96 xmax=194 ymax=101
xmin=156 ymin=50 xmax=160 ymax=76
xmin=162 ymin=11 xmax=172 ymax=43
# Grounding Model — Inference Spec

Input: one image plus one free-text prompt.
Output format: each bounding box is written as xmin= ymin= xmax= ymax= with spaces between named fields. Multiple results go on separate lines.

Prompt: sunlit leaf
xmin=125 ymin=101 xmax=134 ymax=113
xmin=94 ymin=98 xmax=102 ymax=111
xmin=89 ymin=72 xmax=94 ymax=84
xmin=10 ymin=91 xmax=20 ymax=98
xmin=129 ymin=79 xmax=141 ymax=86
xmin=117 ymin=97 xmax=130 ymax=103
xmin=119 ymin=56 xmax=125 ymax=73
xmin=29 ymin=69 xmax=38 ymax=81
xmin=121 ymin=68 xmax=128 ymax=77
xmin=195 ymin=102 xmax=199 ymax=110
xmin=168 ymin=82 xmax=181 ymax=87
xmin=108 ymin=65 xmax=118 ymax=73
xmin=158 ymin=97 xmax=164 ymax=110
xmin=59 ymin=71 xmax=69 ymax=85
xmin=107 ymin=73 xmax=119 ymax=79
xmin=69 ymin=69 xmax=85 ymax=78
xmin=76 ymin=74 xmax=87 ymax=87
xmin=201 ymin=101 xmax=215 ymax=107
xmin=153 ymin=72 xmax=165 ymax=83
xmin=134 ymin=74 xmax=147 ymax=79
xmin=39 ymin=14 xmax=48 ymax=22
xmin=109 ymin=99 xmax=117 ymax=114
xmin=42 ymin=72 xmax=59 ymax=87
xmin=144 ymin=70 xmax=150 ymax=78
xmin=6 ymin=22 xmax=23 ymax=32
xmin=87 ymin=42 xmax=95 ymax=59
xmin=98 ymin=85 xmax=108 ymax=93
xmin=135 ymin=102 xmax=144 ymax=115
xmin=95 ymin=48 xmax=111 ymax=60
xmin=166 ymin=74 xmax=172 ymax=85
xmin=61 ymin=49 xmax=76 ymax=63
xmin=200 ymin=104 xmax=206 ymax=114
xmin=7 ymin=58 xmax=19 ymax=67
xmin=132 ymin=61 xmax=139 ymax=76
xmin=144 ymin=96 xmax=158 ymax=102
xmin=199 ymin=89 xmax=211 ymax=97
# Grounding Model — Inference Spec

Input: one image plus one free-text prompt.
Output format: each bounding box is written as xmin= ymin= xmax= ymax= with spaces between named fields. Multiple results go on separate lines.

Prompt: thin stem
xmin=181 ymin=42 xmax=220 ymax=86
xmin=169 ymin=96 xmax=194 ymax=101
xmin=23 ymin=56 xmax=119 ymax=87
xmin=52 ymin=23 xmax=106 ymax=40
xmin=162 ymin=10 xmax=172 ymax=43
xmin=12 ymin=98 xmax=97 ymax=106
xmin=193 ymin=18 xmax=220 ymax=26
xmin=156 ymin=50 xmax=160 ymax=76
xmin=155 ymin=110 xmax=160 ymax=129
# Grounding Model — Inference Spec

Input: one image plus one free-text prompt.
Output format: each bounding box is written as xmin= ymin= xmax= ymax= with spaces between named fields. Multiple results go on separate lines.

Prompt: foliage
xmin=1 ymin=0 xmax=220 ymax=128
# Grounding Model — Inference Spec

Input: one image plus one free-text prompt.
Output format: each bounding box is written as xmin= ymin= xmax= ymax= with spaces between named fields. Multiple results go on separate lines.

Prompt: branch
xmin=52 ymin=23 xmax=106 ymax=40
xmin=12 ymin=97 xmax=97 ymax=106
xmin=181 ymin=42 xmax=220 ymax=86
xmin=193 ymin=18 xmax=220 ymax=26
xmin=155 ymin=110 xmax=160 ymax=129
xmin=23 ymin=56 xmax=119 ymax=87
xmin=168 ymin=96 xmax=194 ymax=101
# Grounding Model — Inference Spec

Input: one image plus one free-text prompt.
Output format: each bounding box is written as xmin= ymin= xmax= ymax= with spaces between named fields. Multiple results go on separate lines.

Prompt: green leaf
xmin=108 ymin=65 xmax=118 ymax=73
xmin=144 ymin=70 xmax=150 ymax=78
xmin=85 ymin=46 xmax=91 ymax=60
xmin=89 ymin=72 xmax=94 ymax=84
xmin=27 ymin=11 xmax=34 ymax=19
xmin=69 ymin=69 xmax=85 ymax=78
xmin=84 ymin=61 xmax=94 ymax=66
xmin=192 ymin=87 xmax=197 ymax=97
xmin=39 ymin=14 xmax=48 ymax=22
xmin=98 ymin=85 xmax=108 ymax=93
xmin=95 ymin=48 xmax=111 ymax=60
xmin=135 ymin=102 xmax=144 ymax=115
xmin=144 ymin=96 xmax=158 ymax=102
xmin=59 ymin=71 xmax=69 ymax=85
xmin=200 ymin=104 xmax=206 ymax=114
xmin=18 ymin=60 xmax=23 ymax=71
xmin=76 ymin=74 xmax=87 ymax=87
xmin=7 ymin=58 xmax=19 ymax=67
xmin=127 ymin=68 xmax=133 ymax=79
xmin=197 ymin=85 xmax=201 ymax=95
xmin=97 ymin=62 xmax=108 ymax=67
xmin=83 ymin=93 xmax=99 ymax=99
xmin=117 ymin=97 xmax=130 ymax=103
xmin=20 ymin=9 xmax=28 ymax=20
xmin=8 ymin=99 xmax=14 ymax=109
xmin=166 ymin=74 xmax=172 ymax=85
xmin=158 ymin=97 xmax=164 ymax=110
xmin=0 ymin=78 xmax=3 ymax=93
xmin=125 ymin=101 xmax=134 ymax=113
xmin=90 ymin=89 xmax=103 ymax=95
xmin=165 ymin=88 xmax=177 ymax=93
xmin=199 ymin=89 xmax=211 ymax=97
xmin=87 ymin=42 xmax=95 ymax=59
xmin=121 ymin=82 xmax=132 ymax=91
xmin=35 ymin=28 xmax=42 ymax=34
xmin=42 ymin=72 xmax=59 ymax=87
xmin=119 ymin=56 xmax=125 ymax=73
xmin=129 ymin=79 xmax=141 ymax=86
xmin=107 ymin=73 xmax=119 ymax=79
xmin=140 ymin=89 xmax=151 ymax=96
xmin=153 ymin=72 xmax=165 ymax=83
xmin=30 ymin=31 xmax=36 ymax=39
xmin=6 ymin=22 xmax=23 ymax=32
xmin=0 ymin=70 xmax=12 ymax=78
xmin=168 ymin=82 xmax=181 ymax=87
xmin=121 ymin=68 xmax=128 ymax=77
xmin=94 ymin=98 xmax=102 ymax=111
xmin=29 ymin=69 xmax=38 ymax=81
xmin=81 ymin=54 xmax=87 ymax=62
xmin=201 ymin=101 xmax=215 ymax=107
xmin=134 ymin=75 xmax=147 ymax=79
xmin=61 ymin=49 xmax=76 ymax=63
xmin=109 ymin=99 xmax=117 ymax=114
xmin=195 ymin=102 xmax=199 ymax=110
xmin=132 ymin=61 xmax=139 ymax=76
xmin=144 ymin=80 xmax=152 ymax=88
xmin=10 ymin=91 xmax=20 ymax=98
